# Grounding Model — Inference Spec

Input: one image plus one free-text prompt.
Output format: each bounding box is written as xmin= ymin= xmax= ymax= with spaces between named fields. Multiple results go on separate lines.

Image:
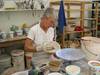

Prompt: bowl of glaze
xmin=65 ymin=65 xmax=81 ymax=75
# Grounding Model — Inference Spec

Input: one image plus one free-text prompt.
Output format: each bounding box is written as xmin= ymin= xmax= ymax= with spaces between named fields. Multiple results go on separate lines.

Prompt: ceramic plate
xmin=56 ymin=48 xmax=85 ymax=61
xmin=43 ymin=41 xmax=60 ymax=54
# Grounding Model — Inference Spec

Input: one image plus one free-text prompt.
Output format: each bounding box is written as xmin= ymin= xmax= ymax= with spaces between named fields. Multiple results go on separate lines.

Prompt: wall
xmin=0 ymin=0 xmax=45 ymax=32
xmin=0 ymin=10 xmax=44 ymax=32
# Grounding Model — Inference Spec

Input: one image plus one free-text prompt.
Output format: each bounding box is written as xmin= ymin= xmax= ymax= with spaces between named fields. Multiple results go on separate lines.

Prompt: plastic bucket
xmin=11 ymin=50 xmax=25 ymax=71
xmin=81 ymin=37 xmax=100 ymax=60
xmin=0 ymin=54 xmax=11 ymax=73
xmin=25 ymin=52 xmax=33 ymax=69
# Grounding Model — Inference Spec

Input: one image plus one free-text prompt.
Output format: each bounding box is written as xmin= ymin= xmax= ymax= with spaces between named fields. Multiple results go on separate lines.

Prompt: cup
xmin=65 ymin=65 xmax=80 ymax=75
xmin=9 ymin=31 xmax=14 ymax=38
xmin=16 ymin=30 xmax=23 ymax=36
xmin=1 ymin=32 xmax=6 ymax=39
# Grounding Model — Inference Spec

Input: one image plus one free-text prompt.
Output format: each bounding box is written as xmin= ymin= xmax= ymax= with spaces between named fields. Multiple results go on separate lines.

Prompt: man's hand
xmin=24 ymin=38 xmax=36 ymax=52
xmin=36 ymin=44 xmax=43 ymax=51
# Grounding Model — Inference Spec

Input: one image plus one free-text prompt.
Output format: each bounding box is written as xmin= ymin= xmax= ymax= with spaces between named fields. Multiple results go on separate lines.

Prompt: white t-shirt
xmin=27 ymin=23 xmax=54 ymax=45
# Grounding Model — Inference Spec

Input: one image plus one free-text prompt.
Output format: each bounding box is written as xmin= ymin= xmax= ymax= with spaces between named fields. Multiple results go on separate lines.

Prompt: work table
xmin=0 ymin=36 xmax=27 ymax=48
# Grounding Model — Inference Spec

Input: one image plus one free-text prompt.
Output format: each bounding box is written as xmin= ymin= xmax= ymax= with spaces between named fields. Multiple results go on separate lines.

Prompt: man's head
xmin=40 ymin=8 xmax=55 ymax=31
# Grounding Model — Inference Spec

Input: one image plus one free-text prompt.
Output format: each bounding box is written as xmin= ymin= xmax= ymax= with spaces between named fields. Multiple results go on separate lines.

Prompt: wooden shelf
xmin=84 ymin=28 xmax=96 ymax=32
xmin=50 ymin=1 xmax=81 ymax=5
xmin=0 ymin=35 xmax=27 ymax=43
xmin=50 ymin=1 xmax=99 ymax=47
xmin=0 ymin=36 xmax=27 ymax=48
xmin=65 ymin=31 xmax=83 ymax=34
xmin=50 ymin=1 xmax=97 ymax=5
xmin=67 ymin=17 xmax=81 ymax=19
xmin=65 ymin=9 xmax=81 ymax=11
xmin=84 ymin=18 xmax=96 ymax=20
xmin=0 ymin=9 xmax=45 ymax=12
xmin=98 ymin=23 xmax=100 ymax=25
xmin=84 ymin=9 xmax=96 ymax=11
xmin=64 ymin=28 xmax=96 ymax=34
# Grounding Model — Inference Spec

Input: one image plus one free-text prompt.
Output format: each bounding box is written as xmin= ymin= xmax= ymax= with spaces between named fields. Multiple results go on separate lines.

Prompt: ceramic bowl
xmin=65 ymin=65 xmax=80 ymax=75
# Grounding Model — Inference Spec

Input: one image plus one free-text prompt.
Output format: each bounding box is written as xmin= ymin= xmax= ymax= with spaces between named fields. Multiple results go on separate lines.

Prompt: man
xmin=24 ymin=8 xmax=55 ymax=52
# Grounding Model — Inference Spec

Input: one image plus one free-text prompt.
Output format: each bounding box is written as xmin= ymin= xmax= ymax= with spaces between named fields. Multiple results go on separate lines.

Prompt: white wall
xmin=0 ymin=10 xmax=44 ymax=32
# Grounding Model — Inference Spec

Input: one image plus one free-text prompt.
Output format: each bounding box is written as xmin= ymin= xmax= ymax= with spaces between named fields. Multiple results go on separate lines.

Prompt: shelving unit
xmin=92 ymin=1 xmax=100 ymax=37
xmin=50 ymin=1 xmax=99 ymax=48
xmin=0 ymin=9 xmax=33 ymax=12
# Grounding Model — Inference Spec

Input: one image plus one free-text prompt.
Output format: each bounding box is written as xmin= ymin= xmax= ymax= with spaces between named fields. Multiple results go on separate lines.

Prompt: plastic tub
xmin=11 ymin=50 xmax=25 ymax=71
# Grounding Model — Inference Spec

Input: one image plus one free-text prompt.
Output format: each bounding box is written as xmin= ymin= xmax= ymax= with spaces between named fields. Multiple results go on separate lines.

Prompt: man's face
xmin=41 ymin=16 xmax=55 ymax=29
xmin=47 ymin=17 xmax=55 ymax=28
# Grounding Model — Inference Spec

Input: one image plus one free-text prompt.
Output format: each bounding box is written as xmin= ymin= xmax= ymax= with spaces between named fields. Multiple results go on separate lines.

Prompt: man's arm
xmin=24 ymin=38 xmax=36 ymax=52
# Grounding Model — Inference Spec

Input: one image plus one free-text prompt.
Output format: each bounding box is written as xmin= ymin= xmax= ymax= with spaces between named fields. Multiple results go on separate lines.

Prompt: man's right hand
xmin=36 ymin=44 xmax=43 ymax=52
xmin=24 ymin=38 xmax=37 ymax=52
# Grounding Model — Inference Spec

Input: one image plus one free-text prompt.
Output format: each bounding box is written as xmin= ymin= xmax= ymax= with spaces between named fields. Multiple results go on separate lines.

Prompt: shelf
xmin=54 ymin=8 xmax=96 ymax=12
xmin=0 ymin=9 xmax=45 ymax=12
xmin=65 ymin=9 xmax=81 ymax=11
xmin=84 ymin=28 xmax=96 ymax=32
xmin=0 ymin=36 xmax=27 ymax=43
xmin=64 ymin=28 xmax=96 ymax=34
xmin=98 ymin=23 xmax=100 ymax=25
xmin=67 ymin=17 xmax=81 ymax=20
xmin=65 ymin=31 xmax=83 ymax=34
xmin=50 ymin=1 xmax=98 ymax=6
xmin=50 ymin=1 xmax=82 ymax=6
xmin=84 ymin=18 xmax=96 ymax=20
xmin=84 ymin=9 xmax=96 ymax=11
xmin=66 ymin=18 xmax=97 ymax=22
xmin=97 ymin=9 xmax=100 ymax=11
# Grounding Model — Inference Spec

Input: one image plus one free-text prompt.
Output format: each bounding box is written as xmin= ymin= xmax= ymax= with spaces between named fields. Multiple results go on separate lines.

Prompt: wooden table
xmin=0 ymin=36 xmax=27 ymax=48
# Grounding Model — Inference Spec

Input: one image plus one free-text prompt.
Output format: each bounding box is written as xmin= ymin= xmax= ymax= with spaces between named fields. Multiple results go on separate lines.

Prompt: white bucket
xmin=0 ymin=55 xmax=11 ymax=70
xmin=25 ymin=52 xmax=33 ymax=69
xmin=11 ymin=50 xmax=25 ymax=71
xmin=81 ymin=37 xmax=100 ymax=60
